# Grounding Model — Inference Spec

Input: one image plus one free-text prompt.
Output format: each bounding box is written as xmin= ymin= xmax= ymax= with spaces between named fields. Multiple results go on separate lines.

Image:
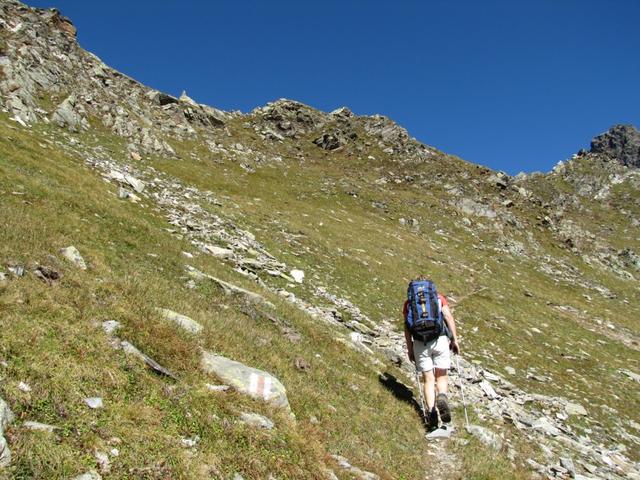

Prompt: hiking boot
xmin=427 ymin=407 xmax=439 ymax=431
xmin=436 ymin=393 xmax=451 ymax=423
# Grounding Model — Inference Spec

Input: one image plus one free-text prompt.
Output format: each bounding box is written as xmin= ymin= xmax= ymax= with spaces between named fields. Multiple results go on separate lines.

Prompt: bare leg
xmin=435 ymin=368 xmax=452 ymax=423
xmin=423 ymin=370 xmax=436 ymax=409
xmin=435 ymin=368 xmax=448 ymax=394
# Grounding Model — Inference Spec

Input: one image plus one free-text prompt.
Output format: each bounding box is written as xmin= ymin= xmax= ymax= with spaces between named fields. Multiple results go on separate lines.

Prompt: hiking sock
xmin=436 ymin=393 xmax=451 ymax=423
xmin=427 ymin=407 xmax=439 ymax=430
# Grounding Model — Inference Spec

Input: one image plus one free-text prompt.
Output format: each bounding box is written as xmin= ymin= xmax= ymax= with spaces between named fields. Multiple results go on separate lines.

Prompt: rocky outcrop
xmin=590 ymin=124 xmax=640 ymax=168
xmin=251 ymin=99 xmax=328 ymax=140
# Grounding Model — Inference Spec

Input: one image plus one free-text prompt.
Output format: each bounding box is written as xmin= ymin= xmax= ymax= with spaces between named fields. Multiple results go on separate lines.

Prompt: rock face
xmin=590 ymin=124 xmax=640 ymax=168
xmin=200 ymin=350 xmax=291 ymax=413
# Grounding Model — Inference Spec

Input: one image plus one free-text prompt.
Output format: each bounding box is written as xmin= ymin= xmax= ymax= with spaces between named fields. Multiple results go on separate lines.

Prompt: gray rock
xmin=560 ymin=457 xmax=576 ymax=478
xmin=479 ymin=380 xmax=500 ymax=400
xmin=313 ymin=132 xmax=344 ymax=150
xmin=466 ymin=425 xmax=503 ymax=451
xmin=204 ymin=245 xmax=234 ymax=259
xmin=156 ymin=308 xmax=203 ymax=334
xmin=330 ymin=454 xmax=379 ymax=480
xmin=60 ymin=246 xmax=87 ymax=270
xmin=23 ymin=421 xmax=58 ymax=432
xmin=200 ymin=350 xmax=291 ymax=413
xmin=84 ymin=397 xmax=103 ymax=409
xmin=239 ymin=412 xmax=274 ymax=430
xmin=101 ymin=320 xmax=121 ymax=335
xmin=425 ymin=426 xmax=454 ymax=439
xmin=531 ymin=417 xmax=560 ymax=436
xmin=180 ymin=435 xmax=200 ymax=448
xmin=590 ymin=124 xmax=640 ymax=168
xmin=0 ymin=397 xmax=14 ymax=467
xmin=52 ymin=95 xmax=88 ymax=132
xmin=0 ymin=437 xmax=10 ymax=468
xmin=106 ymin=170 xmax=145 ymax=193
xmin=565 ymin=402 xmax=587 ymax=416
xmin=621 ymin=369 xmax=640 ymax=383
xmin=7 ymin=266 xmax=25 ymax=277
xmin=119 ymin=341 xmax=177 ymax=379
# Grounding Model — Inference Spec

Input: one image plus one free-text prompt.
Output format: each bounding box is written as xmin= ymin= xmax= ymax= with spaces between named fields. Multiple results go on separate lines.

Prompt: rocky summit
xmin=0 ymin=1 xmax=639 ymax=479
xmin=589 ymin=124 xmax=640 ymax=168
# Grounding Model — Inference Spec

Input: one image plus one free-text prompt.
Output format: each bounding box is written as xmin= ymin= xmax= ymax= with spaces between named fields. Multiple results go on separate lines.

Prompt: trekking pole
xmin=455 ymin=354 xmax=470 ymax=429
xmin=414 ymin=365 xmax=428 ymax=426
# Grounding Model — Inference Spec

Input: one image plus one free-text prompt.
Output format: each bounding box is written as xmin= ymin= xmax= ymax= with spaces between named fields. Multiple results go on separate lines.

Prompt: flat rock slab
xmin=426 ymin=426 xmax=455 ymax=440
xmin=156 ymin=308 xmax=203 ymax=334
xmin=200 ymin=350 xmax=291 ymax=412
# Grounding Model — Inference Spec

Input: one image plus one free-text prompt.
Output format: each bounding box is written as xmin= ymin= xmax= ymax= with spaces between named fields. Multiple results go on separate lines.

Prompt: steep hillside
xmin=0 ymin=1 xmax=638 ymax=479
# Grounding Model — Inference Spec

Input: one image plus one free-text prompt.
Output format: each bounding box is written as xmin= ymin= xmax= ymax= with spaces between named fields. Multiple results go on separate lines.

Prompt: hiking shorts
xmin=413 ymin=335 xmax=450 ymax=372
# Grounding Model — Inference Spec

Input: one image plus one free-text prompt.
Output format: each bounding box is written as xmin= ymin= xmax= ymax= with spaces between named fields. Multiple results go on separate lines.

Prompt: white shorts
xmin=413 ymin=335 xmax=450 ymax=372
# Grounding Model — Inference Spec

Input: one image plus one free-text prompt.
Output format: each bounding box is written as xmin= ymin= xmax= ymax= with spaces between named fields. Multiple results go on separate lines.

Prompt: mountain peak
xmin=589 ymin=124 xmax=640 ymax=168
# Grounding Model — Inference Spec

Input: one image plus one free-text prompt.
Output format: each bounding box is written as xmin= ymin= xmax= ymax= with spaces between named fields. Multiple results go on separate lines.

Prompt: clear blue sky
xmin=30 ymin=0 xmax=640 ymax=174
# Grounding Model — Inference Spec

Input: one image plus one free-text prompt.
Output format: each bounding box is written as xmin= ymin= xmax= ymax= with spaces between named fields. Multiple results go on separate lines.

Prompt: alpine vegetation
xmin=0 ymin=1 xmax=638 ymax=479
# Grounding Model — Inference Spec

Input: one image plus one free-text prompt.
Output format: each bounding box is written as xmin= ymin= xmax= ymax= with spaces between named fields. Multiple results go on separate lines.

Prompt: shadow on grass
xmin=378 ymin=372 xmax=423 ymax=420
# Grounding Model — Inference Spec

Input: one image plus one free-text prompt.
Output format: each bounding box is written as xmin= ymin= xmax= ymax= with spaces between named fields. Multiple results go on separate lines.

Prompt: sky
xmin=29 ymin=0 xmax=640 ymax=174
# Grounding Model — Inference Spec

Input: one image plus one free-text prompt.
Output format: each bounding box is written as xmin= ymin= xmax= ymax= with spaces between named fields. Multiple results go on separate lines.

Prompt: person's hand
xmin=450 ymin=339 xmax=460 ymax=355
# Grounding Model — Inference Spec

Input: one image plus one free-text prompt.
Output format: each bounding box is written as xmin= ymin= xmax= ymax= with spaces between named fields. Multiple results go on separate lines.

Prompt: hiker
xmin=403 ymin=276 xmax=460 ymax=430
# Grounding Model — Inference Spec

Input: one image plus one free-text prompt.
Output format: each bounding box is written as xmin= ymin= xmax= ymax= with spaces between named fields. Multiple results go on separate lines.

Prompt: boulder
xmin=200 ymin=350 xmax=291 ymax=413
xmin=156 ymin=308 xmax=203 ymax=334
xmin=52 ymin=95 xmax=88 ymax=132
xmin=313 ymin=133 xmax=344 ymax=151
xmin=204 ymin=245 xmax=234 ymax=259
xmin=60 ymin=246 xmax=87 ymax=270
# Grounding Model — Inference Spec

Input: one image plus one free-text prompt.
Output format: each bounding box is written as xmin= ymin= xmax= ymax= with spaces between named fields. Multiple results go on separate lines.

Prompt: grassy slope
xmin=0 ymin=116 xmax=526 ymax=479
xmin=0 ymin=104 xmax=638 ymax=480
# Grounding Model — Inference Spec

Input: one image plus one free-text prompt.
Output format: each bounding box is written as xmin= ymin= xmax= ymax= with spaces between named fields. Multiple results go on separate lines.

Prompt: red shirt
xmin=402 ymin=294 xmax=448 ymax=319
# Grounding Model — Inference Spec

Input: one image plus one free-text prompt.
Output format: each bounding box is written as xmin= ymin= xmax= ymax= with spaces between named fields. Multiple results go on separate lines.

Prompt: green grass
xmin=1 ymin=106 xmax=638 ymax=480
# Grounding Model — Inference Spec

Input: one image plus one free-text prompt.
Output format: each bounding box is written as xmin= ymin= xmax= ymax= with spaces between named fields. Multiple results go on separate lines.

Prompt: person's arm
xmin=404 ymin=324 xmax=415 ymax=363
xmin=442 ymin=305 xmax=460 ymax=355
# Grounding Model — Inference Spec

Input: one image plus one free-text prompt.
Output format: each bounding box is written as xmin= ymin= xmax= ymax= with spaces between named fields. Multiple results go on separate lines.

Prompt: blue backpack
xmin=406 ymin=279 xmax=444 ymax=343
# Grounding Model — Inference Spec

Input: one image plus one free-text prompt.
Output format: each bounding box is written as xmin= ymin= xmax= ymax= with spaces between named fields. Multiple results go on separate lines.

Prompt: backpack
xmin=405 ymin=279 xmax=444 ymax=343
